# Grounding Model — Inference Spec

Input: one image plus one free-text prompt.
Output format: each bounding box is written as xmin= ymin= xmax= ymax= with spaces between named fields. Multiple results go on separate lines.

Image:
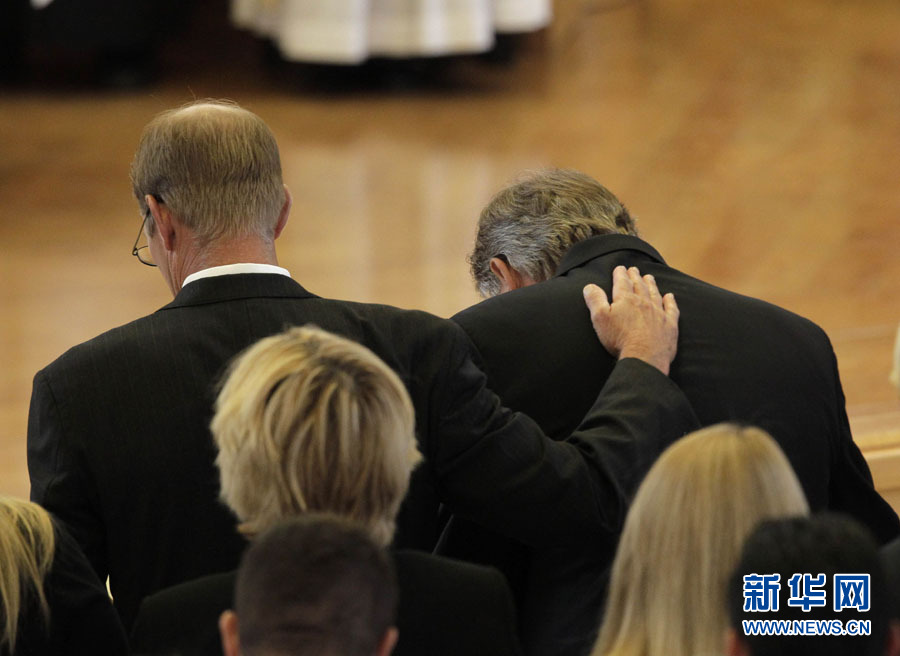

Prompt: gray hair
xmin=130 ymin=100 xmax=285 ymax=242
xmin=468 ymin=169 xmax=638 ymax=297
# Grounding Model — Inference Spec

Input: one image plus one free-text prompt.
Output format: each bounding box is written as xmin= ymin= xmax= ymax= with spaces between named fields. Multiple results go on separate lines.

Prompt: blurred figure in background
xmin=231 ymin=0 xmax=551 ymax=64
xmin=3 ymin=0 xmax=183 ymax=86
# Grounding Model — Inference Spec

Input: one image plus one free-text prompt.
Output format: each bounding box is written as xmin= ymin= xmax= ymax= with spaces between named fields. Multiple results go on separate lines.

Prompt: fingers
xmin=627 ymin=266 xmax=644 ymax=292
xmin=583 ymin=283 xmax=610 ymax=319
xmin=663 ymin=292 xmax=679 ymax=324
xmin=610 ymin=265 xmax=631 ymax=301
xmin=621 ymin=266 xmax=665 ymax=307
xmin=587 ymin=265 xmax=678 ymax=374
xmin=584 ymin=282 xmax=619 ymax=356
xmin=645 ymin=273 xmax=662 ymax=306
xmin=591 ymin=266 xmax=672 ymax=318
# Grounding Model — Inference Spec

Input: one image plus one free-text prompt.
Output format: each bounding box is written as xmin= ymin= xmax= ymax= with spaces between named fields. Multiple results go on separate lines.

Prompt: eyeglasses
xmin=132 ymin=208 xmax=157 ymax=267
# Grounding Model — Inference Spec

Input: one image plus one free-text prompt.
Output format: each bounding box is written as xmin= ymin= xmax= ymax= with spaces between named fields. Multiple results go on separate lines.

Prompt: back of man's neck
xmin=172 ymin=238 xmax=280 ymax=291
xmin=194 ymin=240 xmax=279 ymax=270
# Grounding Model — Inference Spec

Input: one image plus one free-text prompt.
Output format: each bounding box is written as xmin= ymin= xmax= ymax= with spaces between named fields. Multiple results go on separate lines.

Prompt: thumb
xmin=583 ymin=284 xmax=610 ymax=329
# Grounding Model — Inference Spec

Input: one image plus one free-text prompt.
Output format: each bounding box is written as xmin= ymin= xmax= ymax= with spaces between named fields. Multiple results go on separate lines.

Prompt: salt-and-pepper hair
xmin=130 ymin=100 xmax=285 ymax=242
xmin=469 ymin=169 xmax=638 ymax=297
xmin=212 ymin=326 xmax=422 ymax=547
xmin=0 ymin=497 xmax=55 ymax=653
xmin=592 ymin=424 xmax=809 ymax=656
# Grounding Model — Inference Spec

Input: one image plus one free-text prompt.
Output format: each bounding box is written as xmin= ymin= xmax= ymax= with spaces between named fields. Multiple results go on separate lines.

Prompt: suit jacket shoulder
xmin=28 ymin=271 xmax=700 ymax=632
xmin=392 ymin=550 xmax=522 ymax=656
xmin=452 ymin=235 xmax=898 ymax=539
xmin=130 ymin=553 xmax=523 ymax=656
xmin=450 ymin=235 xmax=899 ymax=655
xmin=130 ymin=571 xmax=235 ymax=656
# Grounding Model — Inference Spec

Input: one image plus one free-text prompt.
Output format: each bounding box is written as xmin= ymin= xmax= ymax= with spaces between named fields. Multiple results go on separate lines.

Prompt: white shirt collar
xmin=182 ymin=263 xmax=291 ymax=288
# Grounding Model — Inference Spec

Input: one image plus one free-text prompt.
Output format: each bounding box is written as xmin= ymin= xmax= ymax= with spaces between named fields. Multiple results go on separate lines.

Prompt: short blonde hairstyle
xmin=592 ymin=424 xmax=809 ymax=656
xmin=130 ymin=100 xmax=285 ymax=242
xmin=212 ymin=326 xmax=422 ymax=547
xmin=0 ymin=497 xmax=55 ymax=653
xmin=469 ymin=169 xmax=637 ymax=297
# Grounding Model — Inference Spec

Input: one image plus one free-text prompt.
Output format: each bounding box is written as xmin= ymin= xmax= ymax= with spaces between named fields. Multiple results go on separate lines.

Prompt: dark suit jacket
xmin=130 ymin=550 xmax=523 ymax=656
xmin=881 ymin=535 xmax=900 ymax=620
xmin=448 ymin=234 xmax=900 ymax=655
xmin=12 ymin=519 xmax=128 ymax=656
xmin=27 ymin=272 xmax=698 ymax=630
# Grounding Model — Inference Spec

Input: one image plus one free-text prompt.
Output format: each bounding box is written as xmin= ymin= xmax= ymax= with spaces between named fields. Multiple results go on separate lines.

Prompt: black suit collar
xmin=160 ymin=274 xmax=318 ymax=311
xmin=554 ymin=235 xmax=666 ymax=277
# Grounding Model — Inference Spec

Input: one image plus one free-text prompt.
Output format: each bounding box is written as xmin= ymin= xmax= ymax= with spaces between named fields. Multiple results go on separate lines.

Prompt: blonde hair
xmin=212 ymin=326 xmax=422 ymax=547
xmin=0 ymin=497 xmax=55 ymax=653
xmin=130 ymin=100 xmax=285 ymax=242
xmin=592 ymin=424 xmax=809 ymax=656
xmin=469 ymin=169 xmax=637 ymax=297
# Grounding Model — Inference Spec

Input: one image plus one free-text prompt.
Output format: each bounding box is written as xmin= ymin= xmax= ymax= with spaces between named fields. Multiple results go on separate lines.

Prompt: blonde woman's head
xmin=0 ymin=497 xmax=55 ymax=653
xmin=212 ymin=326 xmax=422 ymax=547
xmin=593 ymin=423 xmax=809 ymax=656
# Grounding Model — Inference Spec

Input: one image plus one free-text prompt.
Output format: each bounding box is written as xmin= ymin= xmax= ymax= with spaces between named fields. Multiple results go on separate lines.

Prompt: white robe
xmin=231 ymin=0 xmax=552 ymax=63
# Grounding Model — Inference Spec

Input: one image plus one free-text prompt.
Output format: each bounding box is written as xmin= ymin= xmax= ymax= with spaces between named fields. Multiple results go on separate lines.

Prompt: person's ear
xmin=146 ymin=195 xmax=177 ymax=252
xmin=273 ymin=185 xmax=292 ymax=240
xmin=725 ymin=627 xmax=749 ymax=656
xmin=219 ymin=610 xmax=241 ymax=656
xmin=488 ymin=257 xmax=535 ymax=293
xmin=375 ymin=626 xmax=399 ymax=656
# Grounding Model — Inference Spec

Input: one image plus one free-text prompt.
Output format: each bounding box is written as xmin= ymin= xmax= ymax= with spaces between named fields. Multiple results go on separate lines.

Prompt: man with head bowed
xmin=443 ymin=168 xmax=900 ymax=655
xmin=26 ymin=102 xmax=698 ymax=629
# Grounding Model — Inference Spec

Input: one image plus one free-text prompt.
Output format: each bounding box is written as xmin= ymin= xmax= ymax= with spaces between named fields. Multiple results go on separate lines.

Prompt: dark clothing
xmin=9 ymin=520 xmax=128 ymax=656
xmin=28 ymin=0 xmax=180 ymax=50
xmin=882 ymin=535 xmax=900 ymax=620
xmin=392 ymin=551 xmax=522 ymax=656
xmin=131 ymin=573 xmax=231 ymax=656
xmin=28 ymin=272 xmax=698 ymax=629
xmin=447 ymin=234 xmax=900 ymax=655
xmin=131 ymin=551 xmax=523 ymax=656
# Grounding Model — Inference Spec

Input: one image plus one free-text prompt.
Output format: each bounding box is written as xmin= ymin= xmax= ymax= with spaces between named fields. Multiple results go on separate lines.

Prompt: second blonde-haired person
xmin=212 ymin=324 xmax=422 ymax=546
xmin=591 ymin=423 xmax=810 ymax=656
xmin=0 ymin=497 xmax=127 ymax=656
xmin=131 ymin=326 xmax=524 ymax=656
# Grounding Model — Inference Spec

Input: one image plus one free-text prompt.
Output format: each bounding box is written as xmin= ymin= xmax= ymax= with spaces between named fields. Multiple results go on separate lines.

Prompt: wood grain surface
xmin=2 ymin=0 xmax=898 ymax=505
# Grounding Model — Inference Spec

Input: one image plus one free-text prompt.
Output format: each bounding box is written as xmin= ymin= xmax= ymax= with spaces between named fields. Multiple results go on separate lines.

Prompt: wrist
xmin=618 ymin=346 xmax=670 ymax=376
